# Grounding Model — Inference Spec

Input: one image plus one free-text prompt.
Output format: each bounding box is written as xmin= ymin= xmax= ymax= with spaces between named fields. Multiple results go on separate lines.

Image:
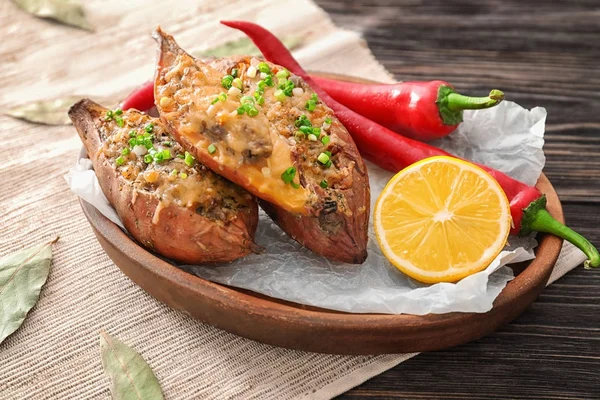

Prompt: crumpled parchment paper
xmin=65 ymin=100 xmax=547 ymax=315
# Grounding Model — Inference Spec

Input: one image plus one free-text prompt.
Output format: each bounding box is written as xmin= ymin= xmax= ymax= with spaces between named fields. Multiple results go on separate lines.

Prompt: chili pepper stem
xmin=436 ymin=86 xmax=505 ymax=126
xmin=520 ymin=196 xmax=600 ymax=268
xmin=446 ymin=89 xmax=505 ymax=112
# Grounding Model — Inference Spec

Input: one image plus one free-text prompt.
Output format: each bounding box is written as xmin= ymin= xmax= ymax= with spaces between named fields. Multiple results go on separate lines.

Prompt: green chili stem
xmin=527 ymin=208 xmax=600 ymax=269
xmin=446 ymin=89 xmax=505 ymax=112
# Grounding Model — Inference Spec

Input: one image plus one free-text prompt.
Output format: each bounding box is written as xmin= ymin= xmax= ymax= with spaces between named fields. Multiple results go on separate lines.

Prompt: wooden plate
xmin=78 ymin=74 xmax=563 ymax=355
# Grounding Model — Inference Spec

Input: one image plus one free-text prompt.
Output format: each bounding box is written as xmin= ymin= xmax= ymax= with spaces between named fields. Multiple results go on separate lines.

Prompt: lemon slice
xmin=374 ymin=156 xmax=511 ymax=284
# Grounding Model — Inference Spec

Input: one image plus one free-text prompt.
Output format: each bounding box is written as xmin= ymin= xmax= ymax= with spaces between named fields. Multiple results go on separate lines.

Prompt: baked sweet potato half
xmin=152 ymin=29 xmax=370 ymax=264
xmin=69 ymin=99 xmax=260 ymax=264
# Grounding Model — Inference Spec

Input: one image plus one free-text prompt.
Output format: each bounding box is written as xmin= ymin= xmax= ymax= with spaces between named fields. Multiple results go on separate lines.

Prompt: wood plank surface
xmin=312 ymin=1 xmax=600 ymax=399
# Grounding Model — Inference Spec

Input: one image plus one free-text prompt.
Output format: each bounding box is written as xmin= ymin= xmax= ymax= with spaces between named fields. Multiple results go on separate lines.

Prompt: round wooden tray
xmin=77 ymin=72 xmax=563 ymax=355
xmin=79 ymin=173 xmax=562 ymax=355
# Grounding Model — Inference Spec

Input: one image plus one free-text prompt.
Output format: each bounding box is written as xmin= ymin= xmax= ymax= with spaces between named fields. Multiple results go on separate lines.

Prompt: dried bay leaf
xmin=100 ymin=331 xmax=165 ymax=400
xmin=196 ymin=35 xmax=303 ymax=58
xmin=12 ymin=0 xmax=94 ymax=31
xmin=4 ymin=95 xmax=118 ymax=126
xmin=4 ymin=96 xmax=82 ymax=125
xmin=0 ymin=237 xmax=59 ymax=345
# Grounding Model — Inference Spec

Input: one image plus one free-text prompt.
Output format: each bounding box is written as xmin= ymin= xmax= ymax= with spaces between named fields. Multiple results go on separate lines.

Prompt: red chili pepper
xmin=310 ymin=76 xmax=504 ymax=141
xmin=119 ymin=79 xmax=503 ymax=142
xmin=120 ymin=80 xmax=155 ymax=111
xmin=221 ymin=20 xmax=600 ymax=268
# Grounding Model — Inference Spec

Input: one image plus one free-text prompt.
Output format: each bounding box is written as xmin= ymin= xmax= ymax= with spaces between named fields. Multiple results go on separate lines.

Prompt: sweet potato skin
xmin=153 ymin=29 xmax=369 ymax=264
xmin=69 ymin=99 xmax=259 ymax=264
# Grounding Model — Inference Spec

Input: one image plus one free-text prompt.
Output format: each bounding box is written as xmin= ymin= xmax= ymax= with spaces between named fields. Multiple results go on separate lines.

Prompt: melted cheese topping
xmin=156 ymin=53 xmax=310 ymax=214
xmin=99 ymin=109 xmax=253 ymax=223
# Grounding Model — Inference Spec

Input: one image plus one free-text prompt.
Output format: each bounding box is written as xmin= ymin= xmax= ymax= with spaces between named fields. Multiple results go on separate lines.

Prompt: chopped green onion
xmin=278 ymin=79 xmax=295 ymax=95
xmin=231 ymin=68 xmax=238 ymax=78
xmin=159 ymin=149 xmax=171 ymax=161
xmin=236 ymin=102 xmax=258 ymax=116
xmin=232 ymin=77 xmax=243 ymax=90
xmin=144 ymin=123 xmax=154 ymax=133
xmin=163 ymin=141 xmax=172 ymax=147
xmin=221 ymin=74 xmax=234 ymax=89
xmin=115 ymin=156 xmax=125 ymax=166
xmin=276 ymin=69 xmax=290 ymax=79
xmin=143 ymin=154 xmax=153 ymax=163
xmin=321 ymin=135 xmax=331 ymax=145
xmin=291 ymin=182 xmax=300 ymax=189
xmin=184 ymin=151 xmax=195 ymax=167
xmin=257 ymin=80 xmax=266 ymax=92
xmin=258 ymin=62 xmax=271 ymax=74
xmin=228 ymin=86 xmax=242 ymax=96
xmin=218 ymin=92 xmax=228 ymax=102
xmin=208 ymin=144 xmax=217 ymax=154
xmin=312 ymin=127 xmax=321 ymax=135
xmin=114 ymin=109 xmax=123 ymax=116
xmin=105 ymin=110 xmax=113 ymax=120
xmin=121 ymin=148 xmax=130 ymax=156
xmin=142 ymin=138 xmax=153 ymax=149
xmin=324 ymin=117 xmax=332 ymax=124
xmin=170 ymin=169 xmax=178 ymax=177
xmin=115 ymin=117 xmax=125 ymax=127
xmin=247 ymin=65 xmax=257 ymax=78
xmin=274 ymin=89 xmax=286 ymax=102
xmin=129 ymin=130 xmax=137 ymax=138
xmin=211 ymin=97 xmax=220 ymax=105
xmin=317 ymin=152 xmax=330 ymax=164
xmin=179 ymin=172 xmax=188 ymax=179
xmin=176 ymin=154 xmax=185 ymax=159
xmin=241 ymin=95 xmax=255 ymax=104
xmin=299 ymin=126 xmax=313 ymax=134
xmin=247 ymin=106 xmax=259 ymax=117
xmin=281 ymin=166 xmax=297 ymax=185
xmin=307 ymin=134 xmax=317 ymax=141
xmin=325 ymin=160 xmax=332 ymax=168
xmin=324 ymin=151 xmax=332 ymax=157
xmin=294 ymin=131 xmax=305 ymax=140
xmin=305 ymin=93 xmax=319 ymax=112
xmin=320 ymin=179 xmax=328 ymax=189
xmin=129 ymin=132 xmax=154 ymax=150
xmin=281 ymin=80 xmax=295 ymax=97
xmin=264 ymin=75 xmax=274 ymax=87
xmin=295 ymin=114 xmax=312 ymax=128
xmin=277 ymin=78 xmax=288 ymax=88
xmin=253 ymin=92 xmax=265 ymax=105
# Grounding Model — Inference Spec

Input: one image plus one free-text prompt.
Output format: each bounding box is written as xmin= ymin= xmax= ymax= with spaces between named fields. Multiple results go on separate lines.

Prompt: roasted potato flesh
xmin=69 ymin=99 xmax=260 ymax=264
xmin=153 ymin=28 xmax=370 ymax=263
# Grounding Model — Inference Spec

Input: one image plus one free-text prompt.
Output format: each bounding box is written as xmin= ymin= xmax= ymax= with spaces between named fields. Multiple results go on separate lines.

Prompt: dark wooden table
xmin=312 ymin=1 xmax=600 ymax=398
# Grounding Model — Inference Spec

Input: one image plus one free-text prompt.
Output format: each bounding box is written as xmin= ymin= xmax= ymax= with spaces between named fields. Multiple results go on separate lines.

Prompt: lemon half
xmin=374 ymin=156 xmax=511 ymax=284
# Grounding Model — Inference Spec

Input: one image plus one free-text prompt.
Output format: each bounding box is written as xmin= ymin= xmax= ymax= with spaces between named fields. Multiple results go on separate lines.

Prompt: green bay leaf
xmin=12 ymin=0 xmax=94 ymax=31
xmin=100 ymin=331 xmax=164 ymax=400
xmin=196 ymin=35 xmax=303 ymax=58
xmin=0 ymin=237 xmax=58 ymax=345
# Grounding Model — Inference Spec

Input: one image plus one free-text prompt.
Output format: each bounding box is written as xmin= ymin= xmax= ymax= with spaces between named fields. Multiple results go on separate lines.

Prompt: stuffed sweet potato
xmin=69 ymin=99 xmax=260 ymax=264
xmin=152 ymin=28 xmax=370 ymax=264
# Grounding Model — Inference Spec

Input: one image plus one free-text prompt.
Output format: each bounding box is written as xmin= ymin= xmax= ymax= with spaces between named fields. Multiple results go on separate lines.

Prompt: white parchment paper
xmin=66 ymin=101 xmax=547 ymax=315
